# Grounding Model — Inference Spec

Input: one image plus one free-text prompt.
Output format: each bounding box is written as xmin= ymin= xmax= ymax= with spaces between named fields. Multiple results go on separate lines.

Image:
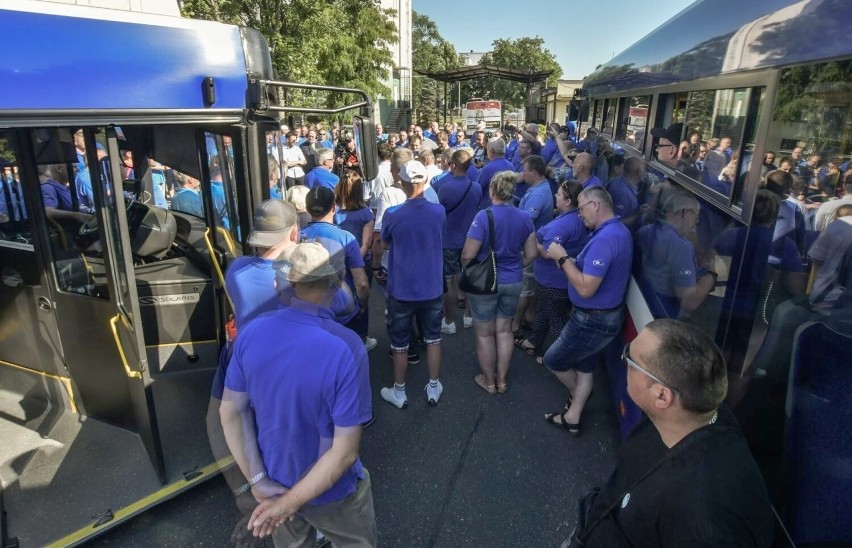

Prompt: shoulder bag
xmin=459 ymin=209 xmax=497 ymax=295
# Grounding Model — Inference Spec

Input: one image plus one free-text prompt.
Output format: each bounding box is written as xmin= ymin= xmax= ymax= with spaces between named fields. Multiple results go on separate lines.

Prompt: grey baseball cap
xmin=246 ymin=199 xmax=298 ymax=247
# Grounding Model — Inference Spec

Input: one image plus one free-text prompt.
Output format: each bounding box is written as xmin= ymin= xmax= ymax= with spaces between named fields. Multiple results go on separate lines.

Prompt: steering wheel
xmin=77 ymin=196 xmax=135 ymax=237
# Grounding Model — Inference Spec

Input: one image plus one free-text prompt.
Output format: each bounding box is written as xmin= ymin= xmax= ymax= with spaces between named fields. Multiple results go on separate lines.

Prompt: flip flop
xmin=474 ymin=374 xmax=497 ymax=395
xmin=544 ymin=411 xmax=581 ymax=437
xmin=514 ymin=337 xmax=536 ymax=356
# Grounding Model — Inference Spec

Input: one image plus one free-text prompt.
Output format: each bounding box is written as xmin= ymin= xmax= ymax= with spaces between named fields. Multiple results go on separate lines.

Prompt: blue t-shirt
xmin=542 ymin=138 xmax=558 ymax=163
xmin=437 ymin=175 xmax=482 ymax=249
xmin=635 ymin=221 xmax=696 ymax=318
xmin=225 ymin=300 xmax=371 ymax=506
xmin=170 ymin=188 xmax=205 ymax=218
xmin=467 ymin=164 xmax=480 ymax=184
xmin=304 ymin=168 xmax=340 ymax=191
xmin=607 ymin=177 xmax=639 ymax=220
xmin=467 ymin=204 xmax=535 ymax=284
xmin=582 ymin=175 xmax=603 ymax=190
xmin=519 ymin=182 xmax=555 ymax=230
xmin=570 ymin=217 xmax=633 ymax=309
xmin=41 ymin=179 xmax=74 ymax=211
xmin=534 ymin=210 xmax=589 ymax=289
xmin=476 ymin=157 xmax=513 ymax=208
xmin=211 ymin=181 xmax=230 ymax=229
xmin=152 ymin=170 xmax=168 ymax=208
xmin=334 ymin=206 xmax=374 ymax=265
xmin=301 ymin=222 xmax=365 ymax=307
xmin=382 ymin=198 xmax=445 ymax=301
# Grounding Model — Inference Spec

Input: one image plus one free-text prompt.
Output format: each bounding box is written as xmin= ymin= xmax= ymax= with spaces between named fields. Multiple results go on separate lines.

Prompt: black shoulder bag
xmin=459 ymin=209 xmax=497 ymax=295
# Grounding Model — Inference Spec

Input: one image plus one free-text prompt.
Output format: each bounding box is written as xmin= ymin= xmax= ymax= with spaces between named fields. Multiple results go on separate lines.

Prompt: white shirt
xmin=425 ymin=164 xmax=443 ymax=181
xmin=374 ymin=186 xmax=407 ymax=269
xmin=367 ymin=161 xmax=394 ymax=211
xmin=281 ymin=144 xmax=306 ymax=178
xmin=814 ymin=196 xmax=852 ymax=232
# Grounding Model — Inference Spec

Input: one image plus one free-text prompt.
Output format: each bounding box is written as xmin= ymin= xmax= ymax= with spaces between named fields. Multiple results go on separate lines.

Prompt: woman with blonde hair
xmin=461 ymin=171 xmax=537 ymax=394
xmin=285 ymin=184 xmax=311 ymax=228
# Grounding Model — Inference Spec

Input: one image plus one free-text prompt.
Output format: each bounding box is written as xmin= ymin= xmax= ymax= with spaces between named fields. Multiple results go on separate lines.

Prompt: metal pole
xmin=443 ymin=81 xmax=448 ymax=124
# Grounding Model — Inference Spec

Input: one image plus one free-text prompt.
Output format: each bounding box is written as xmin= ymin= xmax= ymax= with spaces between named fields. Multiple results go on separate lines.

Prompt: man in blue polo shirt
xmin=607 ymin=156 xmax=643 ymax=230
xmin=571 ymin=152 xmax=602 ymax=190
xmin=635 ymin=192 xmax=717 ymax=319
xmin=222 ymin=242 xmax=375 ymax=545
xmin=543 ymin=186 xmax=632 ymax=437
xmin=476 ymin=138 xmax=513 ymax=208
xmin=381 ymin=160 xmax=447 ymax=409
xmin=301 ymin=186 xmax=373 ymax=351
xmin=437 ymin=151 xmax=482 ymax=334
xmin=303 ymin=148 xmax=340 ymax=191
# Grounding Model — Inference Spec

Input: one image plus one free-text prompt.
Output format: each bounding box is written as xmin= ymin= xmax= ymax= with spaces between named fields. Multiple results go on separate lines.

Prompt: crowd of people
xmin=206 ymin=115 xmax=820 ymax=546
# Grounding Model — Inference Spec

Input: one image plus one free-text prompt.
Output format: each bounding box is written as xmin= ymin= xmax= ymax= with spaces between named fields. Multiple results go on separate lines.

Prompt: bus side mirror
xmin=352 ymin=115 xmax=378 ymax=181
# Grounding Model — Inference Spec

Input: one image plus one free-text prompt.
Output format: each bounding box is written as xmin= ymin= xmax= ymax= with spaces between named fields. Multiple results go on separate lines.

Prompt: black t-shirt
xmin=584 ymin=406 xmax=774 ymax=547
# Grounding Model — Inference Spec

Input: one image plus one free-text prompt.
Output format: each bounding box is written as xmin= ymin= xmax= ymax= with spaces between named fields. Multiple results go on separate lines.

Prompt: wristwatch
xmin=557 ymin=255 xmax=572 ymax=268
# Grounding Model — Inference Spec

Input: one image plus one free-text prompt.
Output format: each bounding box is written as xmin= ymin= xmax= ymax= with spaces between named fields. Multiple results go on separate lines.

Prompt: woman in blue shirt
xmin=462 ymin=171 xmax=537 ymax=394
xmin=516 ymin=180 xmax=587 ymax=363
xmin=334 ymin=169 xmax=376 ymax=349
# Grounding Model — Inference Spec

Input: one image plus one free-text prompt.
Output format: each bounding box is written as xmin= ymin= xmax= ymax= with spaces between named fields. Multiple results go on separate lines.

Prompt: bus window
xmin=204 ymin=132 xmax=241 ymax=244
xmin=593 ymin=99 xmax=605 ymax=130
xmin=264 ymin=129 xmax=285 ymax=199
xmin=0 ymin=138 xmax=31 ymax=255
xmin=615 ymin=95 xmax=651 ymax=151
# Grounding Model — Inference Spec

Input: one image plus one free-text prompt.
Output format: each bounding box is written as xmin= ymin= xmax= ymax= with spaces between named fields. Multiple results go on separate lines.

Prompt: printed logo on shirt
xmin=592 ymin=259 xmax=605 ymax=268
xmin=678 ymin=268 xmax=693 ymax=276
xmin=471 ymin=219 xmax=479 ymax=227
xmin=621 ymin=493 xmax=631 ymax=508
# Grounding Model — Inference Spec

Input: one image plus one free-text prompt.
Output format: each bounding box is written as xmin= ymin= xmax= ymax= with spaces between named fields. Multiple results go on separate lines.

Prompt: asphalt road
xmin=87 ymin=299 xmax=623 ymax=547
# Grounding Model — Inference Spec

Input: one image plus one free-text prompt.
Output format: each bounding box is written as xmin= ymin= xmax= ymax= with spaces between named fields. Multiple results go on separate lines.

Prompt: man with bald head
xmin=572 ymin=152 xmax=602 ymax=189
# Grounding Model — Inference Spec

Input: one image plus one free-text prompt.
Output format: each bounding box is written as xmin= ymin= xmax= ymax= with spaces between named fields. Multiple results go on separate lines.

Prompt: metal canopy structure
xmin=414 ymin=65 xmax=555 ymax=124
xmin=415 ymin=65 xmax=554 ymax=84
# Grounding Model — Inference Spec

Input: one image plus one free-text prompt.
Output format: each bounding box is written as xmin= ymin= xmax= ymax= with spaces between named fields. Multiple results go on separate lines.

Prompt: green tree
xmin=411 ymin=11 xmax=460 ymax=125
xmin=463 ymin=36 xmax=562 ymax=112
xmin=181 ymin=0 xmax=398 ymax=108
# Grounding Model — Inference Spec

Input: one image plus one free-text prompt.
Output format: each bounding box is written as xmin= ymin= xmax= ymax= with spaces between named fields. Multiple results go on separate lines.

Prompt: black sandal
xmin=514 ymin=337 xmax=536 ymax=356
xmin=544 ymin=411 xmax=581 ymax=437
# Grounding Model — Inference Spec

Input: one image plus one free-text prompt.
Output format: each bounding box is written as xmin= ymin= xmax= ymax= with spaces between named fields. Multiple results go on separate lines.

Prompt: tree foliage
xmin=411 ymin=11 xmax=460 ymax=124
xmin=463 ymin=37 xmax=562 ymax=112
xmin=181 ymin=0 xmax=398 ymax=106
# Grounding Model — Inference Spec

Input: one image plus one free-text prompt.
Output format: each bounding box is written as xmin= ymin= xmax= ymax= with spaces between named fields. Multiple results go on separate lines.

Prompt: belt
xmin=574 ymin=303 xmax=624 ymax=315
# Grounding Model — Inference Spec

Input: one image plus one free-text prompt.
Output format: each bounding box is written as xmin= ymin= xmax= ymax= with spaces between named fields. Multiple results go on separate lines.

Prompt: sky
xmin=411 ymin=0 xmax=697 ymax=80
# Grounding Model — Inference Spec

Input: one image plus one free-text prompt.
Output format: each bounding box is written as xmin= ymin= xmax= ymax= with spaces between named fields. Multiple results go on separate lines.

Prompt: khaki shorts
xmin=272 ymin=468 xmax=377 ymax=547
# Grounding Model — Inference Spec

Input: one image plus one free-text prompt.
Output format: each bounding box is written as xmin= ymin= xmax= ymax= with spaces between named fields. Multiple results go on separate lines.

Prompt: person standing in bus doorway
xmin=221 ymin=242 xmax=376 ymax=546
xmin=567 ymin=319 xmax=773 ymax=547
xmin=169 ymin=172 xmax=204 ymax=218
xmin=543 ymin=186 xmax=632 ymax=436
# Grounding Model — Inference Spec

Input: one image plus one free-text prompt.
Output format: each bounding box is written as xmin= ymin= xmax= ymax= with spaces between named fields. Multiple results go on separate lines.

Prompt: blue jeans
xmin=386 ymin=296 xmax=443 ymax=352
xmin=468 ymin=282 xmax=523 ymax=322
xmin=544 ymin=306 xmax=624 ymax=374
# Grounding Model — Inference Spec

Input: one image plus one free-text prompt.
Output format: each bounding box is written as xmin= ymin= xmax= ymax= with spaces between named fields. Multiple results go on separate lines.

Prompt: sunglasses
xmin=622 ymin=343 xmax=681 ymax=394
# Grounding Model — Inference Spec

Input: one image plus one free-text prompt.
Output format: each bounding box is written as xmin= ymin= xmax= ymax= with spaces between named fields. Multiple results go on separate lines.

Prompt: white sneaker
xmin=425 ymin=380 xmax=443 ymax=406
xmin=463 ymin=315 xmax=473 ymax=328
xmin=441 ymin=318 xmax=457 ymax=334
xmin=364 ymin=337 xmax=377 ymax=352
xmin=380 ymin=387 xmax=408 ymax=409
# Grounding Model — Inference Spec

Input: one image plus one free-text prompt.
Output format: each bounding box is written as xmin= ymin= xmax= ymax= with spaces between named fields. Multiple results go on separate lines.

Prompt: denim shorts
xmin=386 ymin=296 xmax=443 ymax=351
xmin=468 ymin=282 xmax=523 ymax=322
xmin=443 ymin=248 xmax=463 ymax=277
xmin=543 ymin=306 xmax=624 ymax=374
xmin=520 ymin=263 xmax=536 ymax=297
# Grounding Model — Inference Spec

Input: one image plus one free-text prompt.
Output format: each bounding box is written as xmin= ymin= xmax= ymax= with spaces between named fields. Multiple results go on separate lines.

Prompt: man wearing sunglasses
xmin=568 ymin=319 xmax=773 ymax=546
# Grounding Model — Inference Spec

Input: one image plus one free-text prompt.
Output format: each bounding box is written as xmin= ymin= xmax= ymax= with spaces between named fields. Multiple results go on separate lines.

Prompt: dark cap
xmin=306 ymin=185 xmax=335 ymax=217
xmin=650 ymin=123 xmax=684 ymax=146
xmin=247 ymin=199 xmax=298 ymax=247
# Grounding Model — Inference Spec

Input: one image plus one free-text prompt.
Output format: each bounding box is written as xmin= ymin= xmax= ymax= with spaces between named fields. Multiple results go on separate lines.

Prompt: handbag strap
xmin=574 ymin=418 xmax=725 ymax=545
xmin=486 ymin=208 xmax=495 ymax=251
xmin=445 ymin=181 xmax=473 ymax=215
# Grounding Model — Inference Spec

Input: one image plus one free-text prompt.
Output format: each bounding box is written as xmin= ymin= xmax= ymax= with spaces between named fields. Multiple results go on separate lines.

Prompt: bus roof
xmin=583 ymin=0 xmax=852 ymax=95
xmin=1 ymin=0 xmax=250 ymax=113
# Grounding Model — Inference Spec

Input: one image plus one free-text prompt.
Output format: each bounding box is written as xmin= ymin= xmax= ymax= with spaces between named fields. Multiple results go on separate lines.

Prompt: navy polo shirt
xmin=582 ymin=175 xmax=603 ymax=190
xmin=607 ymin=177 xmax=639 ymax=219
xmin=519 ymin=181 xmax=555 ymax=230
xmin=476 ymin=156 xmax=513 ymax=208
xmin=304 ymin=168 xmax=340 ymax=191
xmin=467 ymin=204 xmax=535 ymax=285
xmin=225 ymin=299 xmax=371 ymax=506
xmin=382 ymin=198 xmax=445 ymax=301
xmin=534 ymin=210 xmax=589 ymax=289
xmin=41 ymin=179 xmax=74 ymax=211
xmin=635 ymin=221 xmax=697 ymax=318
xmin=437 ymin=175 xmax=482 ymax=249
xmin=570 ymin=217 xmax=632 ymax=309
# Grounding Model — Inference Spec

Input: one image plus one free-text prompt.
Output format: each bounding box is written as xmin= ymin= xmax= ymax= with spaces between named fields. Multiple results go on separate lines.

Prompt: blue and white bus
xmin=0 ymin=1 xmax=377 ymax=545
xmin=580 ymin=0 xmax=852 ymax=544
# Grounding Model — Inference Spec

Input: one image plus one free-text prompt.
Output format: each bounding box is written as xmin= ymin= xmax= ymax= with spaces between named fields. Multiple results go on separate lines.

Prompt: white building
xmin=379 ymin=0 xmax=412 ymax=130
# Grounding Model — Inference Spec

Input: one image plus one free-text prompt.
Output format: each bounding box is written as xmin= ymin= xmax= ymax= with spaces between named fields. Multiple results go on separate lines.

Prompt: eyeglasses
xmin=622 ymin=343 xmax=681 ymax=394
xmin=576 ymin=200 xmax=598 ymax=212
xmin=655 ymin=143 xmax=676 ymax=150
